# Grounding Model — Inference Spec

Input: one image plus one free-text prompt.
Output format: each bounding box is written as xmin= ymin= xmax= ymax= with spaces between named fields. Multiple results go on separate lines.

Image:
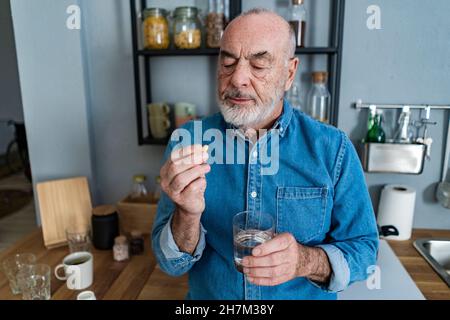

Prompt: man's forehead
xmin=221 ymin=14 xmax=288 ymax=59
xmin=220 ymin=31 xmax=278 ymax=59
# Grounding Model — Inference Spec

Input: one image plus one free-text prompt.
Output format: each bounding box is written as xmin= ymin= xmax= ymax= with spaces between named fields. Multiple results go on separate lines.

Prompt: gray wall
xmin=0 ymin=0 xmax=23 ymax=155
xmin=10 ymin=0 xmax=95 ymax=224
xmin=338 ymin=0 xmax=450 ymax=229
xmin=9 ymin=0 xmax=450 ymax=229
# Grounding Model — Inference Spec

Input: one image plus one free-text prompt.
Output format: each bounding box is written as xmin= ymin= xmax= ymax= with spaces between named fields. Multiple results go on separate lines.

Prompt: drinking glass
xmin=233 ymin=211 xmax=275 ymax=273
xmin=1 ymin=253 xmax=36 ymax=295
xmin=66 ymin=225 xmax=91 ymax=253
xmin=17 ymin=264 xmax=51 ymax=300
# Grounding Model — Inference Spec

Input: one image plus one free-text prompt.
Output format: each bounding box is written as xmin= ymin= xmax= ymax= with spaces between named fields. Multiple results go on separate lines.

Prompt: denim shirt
xmin=152 ymin=100 xmax=379 ymax=300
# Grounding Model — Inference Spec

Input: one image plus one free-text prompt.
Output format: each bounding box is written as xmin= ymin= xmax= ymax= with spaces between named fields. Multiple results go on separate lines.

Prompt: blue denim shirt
xmin=152 ymin=100 xmax=379 ymax=300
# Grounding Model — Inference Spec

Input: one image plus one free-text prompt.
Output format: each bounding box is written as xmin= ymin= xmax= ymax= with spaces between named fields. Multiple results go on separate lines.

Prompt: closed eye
xmin=223 ymin=62 xmax=237 ymax=69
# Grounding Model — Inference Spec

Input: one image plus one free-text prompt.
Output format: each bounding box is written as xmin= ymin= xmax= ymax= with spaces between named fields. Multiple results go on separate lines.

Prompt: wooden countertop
xmin=388 ymin=229 xmax=450 ymax=300
xmin=1 ymin=228 xmax=449 ymax=300
xmin=0 ymin=228 xmax=188 ymax=300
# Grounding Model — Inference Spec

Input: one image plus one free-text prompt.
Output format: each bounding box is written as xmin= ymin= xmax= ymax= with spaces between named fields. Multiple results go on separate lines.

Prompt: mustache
xmin=222 ymin=89 xmax=256 ymax=101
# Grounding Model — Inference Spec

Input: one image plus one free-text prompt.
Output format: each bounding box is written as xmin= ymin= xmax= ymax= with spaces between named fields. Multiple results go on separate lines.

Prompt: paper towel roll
xmin=377 ymin=184 xmax=416 ymax=241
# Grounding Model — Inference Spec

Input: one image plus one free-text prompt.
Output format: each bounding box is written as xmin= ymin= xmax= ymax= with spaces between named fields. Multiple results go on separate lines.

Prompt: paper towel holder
xmin=378 ymin=225 xmax=399 ymax=237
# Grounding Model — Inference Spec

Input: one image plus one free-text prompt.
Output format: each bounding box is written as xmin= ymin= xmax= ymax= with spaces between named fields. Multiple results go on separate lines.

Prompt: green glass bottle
xmin=366 ymin=112 xmax=386 ymax=143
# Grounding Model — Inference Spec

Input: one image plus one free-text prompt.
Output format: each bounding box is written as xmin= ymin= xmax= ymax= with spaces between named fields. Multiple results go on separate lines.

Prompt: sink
xmin=414 ymin=238 xmax=450 ymax=287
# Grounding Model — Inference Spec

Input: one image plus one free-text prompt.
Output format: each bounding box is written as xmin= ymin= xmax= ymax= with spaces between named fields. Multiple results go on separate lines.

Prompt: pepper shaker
xmin=130 ymin=230 xmax=145 ymax=255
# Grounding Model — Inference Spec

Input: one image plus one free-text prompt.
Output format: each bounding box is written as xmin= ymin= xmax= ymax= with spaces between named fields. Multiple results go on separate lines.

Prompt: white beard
xmin=218 ymin=87 xmax=284 ymax=129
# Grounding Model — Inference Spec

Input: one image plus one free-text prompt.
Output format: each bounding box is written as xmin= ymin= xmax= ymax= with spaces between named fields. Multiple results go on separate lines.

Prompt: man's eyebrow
xmin=219 ymin=50 xmax=238 ymax=59
xmin=249 ymin=51 xmax=273 ymax=61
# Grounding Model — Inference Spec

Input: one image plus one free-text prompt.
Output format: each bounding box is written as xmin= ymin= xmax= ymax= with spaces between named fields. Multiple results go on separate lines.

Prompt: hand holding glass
xmin=233 ymin=211 xmax=274 ymax=273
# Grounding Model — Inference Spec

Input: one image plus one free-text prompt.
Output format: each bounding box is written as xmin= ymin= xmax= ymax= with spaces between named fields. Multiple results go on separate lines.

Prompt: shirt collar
xmin=223 ymin=99 xmax=294 ymax=139
xmin=273 ymin=99 xmax=294 ymax=138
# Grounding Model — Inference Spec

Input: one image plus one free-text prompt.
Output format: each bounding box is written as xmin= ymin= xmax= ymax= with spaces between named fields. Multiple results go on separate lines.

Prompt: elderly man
xmin=152 ymin=8 xmax=379 ymax=300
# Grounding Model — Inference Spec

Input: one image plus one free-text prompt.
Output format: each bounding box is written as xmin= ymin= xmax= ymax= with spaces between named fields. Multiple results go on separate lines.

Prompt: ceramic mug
xmin=174 ymin=102 xmax=196 ymax=128
xmin=148 ymin=102 xmax=170 ymax=118
xmin=148 ymin=103 xmax=171 ymax=139
xmin=149 ymin=116 xmax=171 ymax=139
xmin=77 ymin=290 xmax=96 ymax=300
xmin=54 ymin=251 xmax=93 ymax=290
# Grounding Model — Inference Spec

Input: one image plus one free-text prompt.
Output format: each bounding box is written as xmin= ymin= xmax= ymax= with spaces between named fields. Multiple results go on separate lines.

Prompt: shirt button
xmin=280 ymin=127 xmax=284 ymax=132
xmin=251 ymin=191 xmax=257 ymax=198
xmin=252 ymin=151 xmax=258 ymax=158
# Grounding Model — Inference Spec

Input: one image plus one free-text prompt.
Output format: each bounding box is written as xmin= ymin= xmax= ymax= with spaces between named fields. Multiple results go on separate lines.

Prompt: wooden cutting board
xmin=36 ymin=177 xmax=92 ymax=249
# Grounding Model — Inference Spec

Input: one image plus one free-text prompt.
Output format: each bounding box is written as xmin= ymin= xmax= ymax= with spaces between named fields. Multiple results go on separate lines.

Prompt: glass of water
xmin=1 ymin=253 xmax=36 ymax=295
xmin=66 ymin=225 xmax=92 ymax=253
xmin=17 ymin=264 xmax=51 ymax=300
xmin=233 ymin=211 xmax=274 ymax=273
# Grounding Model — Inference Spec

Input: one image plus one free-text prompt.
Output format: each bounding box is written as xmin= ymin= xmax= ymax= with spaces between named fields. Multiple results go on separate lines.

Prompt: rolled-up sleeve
xmin=159 ymin=214 xmax=207 ymax=261
xmin=311 ymin=244 xmax=351 ymax=292
xmin=152 ymin=190 xmax=208 ymax=277
xmin=312 ymin=132 xmax=379 ymax=293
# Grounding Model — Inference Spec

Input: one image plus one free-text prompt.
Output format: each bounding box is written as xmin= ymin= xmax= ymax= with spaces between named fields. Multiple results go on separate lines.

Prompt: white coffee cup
xmin=55 ymin=251 xmax=93 ymax=290
xmin=77 ymin=291 xmax=96 ymax=300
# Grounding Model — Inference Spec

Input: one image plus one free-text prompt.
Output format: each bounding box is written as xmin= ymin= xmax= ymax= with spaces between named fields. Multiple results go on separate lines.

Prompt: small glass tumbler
xmin=233 ymin=211 xmax=275 ymax=273
xmin=17 ymin=264 xmax=51 ymax=300
xmin=1 ymin=253 xmax=36 ymax=295
xmin=66 ymin=225 xmax=92 ymax=253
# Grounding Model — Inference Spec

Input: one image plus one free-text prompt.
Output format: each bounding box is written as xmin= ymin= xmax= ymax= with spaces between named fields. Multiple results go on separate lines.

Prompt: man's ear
xmin=284 ymin=57 xmax=300 ymax=91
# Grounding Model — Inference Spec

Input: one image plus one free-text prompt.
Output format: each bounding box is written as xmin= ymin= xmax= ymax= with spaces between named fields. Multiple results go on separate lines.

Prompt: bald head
xmin=223 ymin=8 xmax=296 ymax=62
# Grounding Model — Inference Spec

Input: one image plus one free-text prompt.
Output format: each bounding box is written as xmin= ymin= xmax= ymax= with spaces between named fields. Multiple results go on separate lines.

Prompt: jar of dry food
xmin=142 ymin=8 xmax=170 ymax=50
xmin=206 ymin=0 xmax=226 ymax=48
xmin=173 ymin=7 xmax=202 ymax=49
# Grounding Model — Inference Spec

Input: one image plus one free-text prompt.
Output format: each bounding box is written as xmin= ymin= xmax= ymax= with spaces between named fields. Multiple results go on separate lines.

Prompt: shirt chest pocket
xmin=276 ymin=186 xmax=328 ymax=244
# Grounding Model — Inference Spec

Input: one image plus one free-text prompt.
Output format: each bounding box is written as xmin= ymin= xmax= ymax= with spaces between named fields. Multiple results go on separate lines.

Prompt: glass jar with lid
xmin=142 ymin=8 xmax=170 ymax=50
xmin=306 ymin=72 xmax=331 ymax=124
xmin=206 ymin=0 xmax=226 ymax=48
xmin=173 ymin=7 xmax=202 ymax=49
xmin=129 ymin=174 xmax=149 ymax=203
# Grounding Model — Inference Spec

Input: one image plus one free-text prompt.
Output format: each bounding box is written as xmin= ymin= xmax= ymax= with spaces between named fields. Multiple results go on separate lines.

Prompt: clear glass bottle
xmin=173 ymin=7 xmax=202 ymax=49
xmin=289 ymin=0 xmax=307 ymax=47
xmin=394 ymin=106 xmax=414 ymax=143
xmin=142 ymin=8 xmax=170 ymax=50
xmin=286 ymin=81 xmax=303 ymax=111
xmin=306 ymin=72 xmax=330 ymax=123
xmin=113 ymin=236 xmax=129 ymax=262
xmin=206 ymin=0 xmax=226 ymax=48
xmin=129 ymin=174 xmax=148 ymax=202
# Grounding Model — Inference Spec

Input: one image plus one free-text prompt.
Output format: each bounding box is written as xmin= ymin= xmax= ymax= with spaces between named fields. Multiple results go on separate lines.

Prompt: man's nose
xmin=230 ymin=63 xmax=250 ymax=89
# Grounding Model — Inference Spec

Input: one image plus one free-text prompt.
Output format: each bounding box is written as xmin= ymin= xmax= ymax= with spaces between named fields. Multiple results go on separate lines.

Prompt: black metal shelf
xmin=138 ymin=48 xmax=220 ymax=57
xmin=130 ymin=0 xmax=346 ymax=146
xmin=138 ymin=47 xmax=338 ymax=57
